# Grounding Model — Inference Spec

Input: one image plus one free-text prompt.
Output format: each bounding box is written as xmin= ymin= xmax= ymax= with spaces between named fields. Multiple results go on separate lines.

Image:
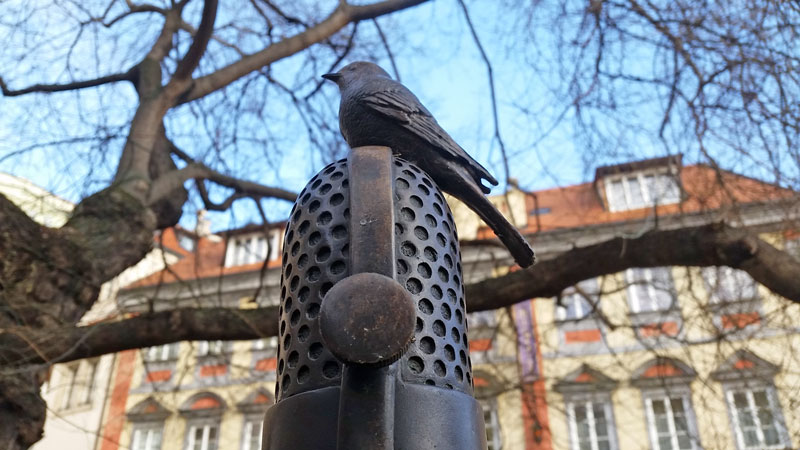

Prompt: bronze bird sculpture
xmin=323 ymin=61 xmax=535 ymax=268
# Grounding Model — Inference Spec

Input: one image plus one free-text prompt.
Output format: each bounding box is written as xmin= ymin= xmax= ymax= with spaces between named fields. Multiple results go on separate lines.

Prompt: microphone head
xmin=275 ymin=157 xmax=473 ymax=402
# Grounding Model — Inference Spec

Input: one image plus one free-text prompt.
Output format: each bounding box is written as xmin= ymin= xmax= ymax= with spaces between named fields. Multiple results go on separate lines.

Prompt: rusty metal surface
xmin=266 ymin=148 xmax=484 ymax=450
xmin=347 ymin=145 xmax=395 ymax=275
xmin=392 ymin=158 xmax=474 ymax=394
xmin=334 ymin=146 xmax=401 ymax=450
xmin=319 ymin=272 xmax=414 ymax=367
xmin=262 ymin=380 xmax=487 ymax=450
xmin=275 ymin=159 xmax=351 ymax=401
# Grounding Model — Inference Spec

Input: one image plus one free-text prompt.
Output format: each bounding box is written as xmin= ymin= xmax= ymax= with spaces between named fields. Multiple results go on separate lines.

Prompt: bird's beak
xmin=322 ymin=72 xmax=342 ymax=82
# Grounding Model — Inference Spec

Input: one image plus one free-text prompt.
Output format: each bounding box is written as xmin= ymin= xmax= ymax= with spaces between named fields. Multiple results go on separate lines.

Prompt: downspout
xmin=93 ymin=352 xmax=117 ymax=450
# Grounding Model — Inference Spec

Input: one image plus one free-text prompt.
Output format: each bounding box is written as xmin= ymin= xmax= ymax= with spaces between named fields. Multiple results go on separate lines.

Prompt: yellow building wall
xmin=119 ymin=340 xmax=275 ymax=450
xmin=534 ymin=247 xmax=800 ymax=450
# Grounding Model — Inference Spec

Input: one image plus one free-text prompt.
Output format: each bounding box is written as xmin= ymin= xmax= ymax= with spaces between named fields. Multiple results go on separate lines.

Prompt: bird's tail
xmin=458 ymin=185 xmax=536 ymax=268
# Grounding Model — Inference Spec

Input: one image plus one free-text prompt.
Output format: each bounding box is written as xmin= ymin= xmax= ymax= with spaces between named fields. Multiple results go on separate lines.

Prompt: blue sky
xmin=1 ymin=0 xmax=794 ymax=232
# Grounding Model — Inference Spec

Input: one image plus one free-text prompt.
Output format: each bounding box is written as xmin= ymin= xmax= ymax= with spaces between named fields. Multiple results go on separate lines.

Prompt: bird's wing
xmin=357 ymin=87 xmax=498 ymax=186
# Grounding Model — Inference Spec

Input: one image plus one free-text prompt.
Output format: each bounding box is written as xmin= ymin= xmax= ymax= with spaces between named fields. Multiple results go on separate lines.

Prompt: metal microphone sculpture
xmin=262 ymin=146 xmax=486 ymax=449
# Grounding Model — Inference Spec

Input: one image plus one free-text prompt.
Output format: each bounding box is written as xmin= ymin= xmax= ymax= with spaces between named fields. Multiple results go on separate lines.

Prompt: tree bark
xmin=4 ymin=223 xmax=799 ymax=370
xmin=0 ymin=185 xmax=156 ymax=448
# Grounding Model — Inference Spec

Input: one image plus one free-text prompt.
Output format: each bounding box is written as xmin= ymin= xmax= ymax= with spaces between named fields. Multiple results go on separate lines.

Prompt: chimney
xmin=196 ymin=209 xmax=211 ymax=237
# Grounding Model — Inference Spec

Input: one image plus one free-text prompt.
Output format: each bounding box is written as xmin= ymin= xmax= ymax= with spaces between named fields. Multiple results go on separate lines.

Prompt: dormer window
xmin=178 ymin=234 xmax=195 ymax=252
xmin=605 ymin=171 xmax=680 ymax=212
xmin=556 ymin=279 xmax=599 ymax=321
xmin=224 ymin=230 xmax=280 ymax=267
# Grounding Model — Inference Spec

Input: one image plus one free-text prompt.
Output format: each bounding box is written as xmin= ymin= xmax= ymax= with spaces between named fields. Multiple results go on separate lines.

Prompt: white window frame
xmin=253 ymin=337 xmax=278 ymax=351
xmin=79 ymin=359 xmax=99 ymax=405
xmin=178 ymin=234 xmax=195 ymax=252
xmin=468 ymin=310 xmax=497 ymax=329
xmin=626 ymin=267 xmax=675 ymax=313
xmin=565 ymin=396 xmax=618 ymax=450
xmin=61 ymin=364 xmax=79 ymax=409
xmin=481 ymin=400 xmax=502 ymax=450
xmin=724 ymin=384 xmax=789 ymax=450
xmin=226 ymin=232 xmax=278 ymax=267
xmin=131 ymin=422 xmax=164 ymax=450
xmin=198 ymin=341 xmax=226 ymax=357
xmin=144 ymin=343 xmax=179 ymax=362
xmin=643 ymin=393 xmax=698 ymax=450
xmin=268 ymin=230 xmax=280 ymax=261
xmin=605 ymin=171 xmax=680 ymax=212
xmin=241 ymin=416 xmax=263 ymax=450
xmin=556 ymin=279 xmax=599 ymax=321
xmin=786 ymin=238 xmax=799 ymax=260
xmin=186 ymin=421 xmax=220 ymax=450
xmin=702 ymin=267 xmax=759 ymax=304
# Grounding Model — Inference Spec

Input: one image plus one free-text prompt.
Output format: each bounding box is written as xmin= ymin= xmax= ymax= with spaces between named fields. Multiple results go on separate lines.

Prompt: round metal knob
xmin=319 ymin=272 xmax=415 ymax=367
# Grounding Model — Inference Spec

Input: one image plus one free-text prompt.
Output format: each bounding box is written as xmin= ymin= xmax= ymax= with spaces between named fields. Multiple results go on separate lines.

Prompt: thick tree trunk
xmin=0 ymin=371 xmax=47 ymax=450
xmin=0 ymin=186 xmax=156 ymax=448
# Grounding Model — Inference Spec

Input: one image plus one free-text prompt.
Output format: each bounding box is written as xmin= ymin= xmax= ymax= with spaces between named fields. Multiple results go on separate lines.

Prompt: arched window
xmin=127 ymin=397 xmax=171 ymax=450
xmin=711 ymin=350 xmax=790 ymax=450
xmin=554 ymin=364 xmax=619 ymax=450
xmin=179 ymin=392 xmax=226 ymax=450
xmin=631 ymin=357 xmax=700 ymax=450
xmin=237 ymin=388 xmax=273 ymax=450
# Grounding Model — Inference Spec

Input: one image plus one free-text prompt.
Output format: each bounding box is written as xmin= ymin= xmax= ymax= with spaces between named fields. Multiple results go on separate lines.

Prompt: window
xmin=626 ymin=267 xmax=675 ymax=313
xmin=143 ymin=343 xmax=180 ymax=362
xmin=481 ymin=400 xmax=502 ymax=450
xmin=468 ymin=310 xmax=497 ymax=329
xmin=198 ymin=341 xmax=226 ymax=357
xmin=556 ymin=279 xmax=599 ymax=321
xmin=59 ymin=360 xmax=100 ymax=409
xmin=725 ymin=387 xmax=788 ymax=450
xmin=786 ymin=238 xmax=799 ymax=260
xmin=131 ymin=423 xmax=163 ymax=450
xmin=605 ymin=172 xmax=680 ymax=212
xmin=645 ymin=396 xmax=695 ymax=450
xmin=225 ymin=232 xmax=280 ymax=267
xmin=567 ymin=400 xmax=617 ymax=450
xmin=703 ymin=267 xmax=758 ymax=303
xmin=80 ymin=360 xmax=98 ymax=405
xmin=186 ymin=422 xmax=220 ymax=450
xmin=241 ymin=417 xmax=263 ymax=450
xmin=253 ymin=337 xmax=278 ymax=351
xmin=178 ymin=235 xmax=195 ymax=252
xmin=61 ymin=364 xmax=78 ymax=409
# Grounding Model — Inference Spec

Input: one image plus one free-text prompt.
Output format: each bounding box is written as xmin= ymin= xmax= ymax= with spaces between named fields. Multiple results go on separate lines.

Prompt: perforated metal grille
xmin=276 ymin=159 xmax=349 ymax=401
xmin=276 ymin=156 xmax=472 ymax=401
xmin=392 ymin=159 xmax=473 ymax=394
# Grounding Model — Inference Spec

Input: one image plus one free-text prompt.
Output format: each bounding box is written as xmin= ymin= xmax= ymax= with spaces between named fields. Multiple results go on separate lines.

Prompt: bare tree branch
xmin=0 ymin=307 xmax=278 ymax=367
xmin=181 ymin=0 xmax=428 ymax=103
xmin=102 ymin=2 xmax=165 ymax=27
xmin=371 ymin=18 xmax=400 ymax=81
xmin=147 ymin=162 xmax=297 ymax=205
xmin=5 ymin=222 xmax=800 ymax=367
xmin=172 ymin=0 xmax=219 ymax=80
xmin=467 ymin=222 xmax=800 ymax=311
xmin=0 ymin=71 xmax=135 ymax=97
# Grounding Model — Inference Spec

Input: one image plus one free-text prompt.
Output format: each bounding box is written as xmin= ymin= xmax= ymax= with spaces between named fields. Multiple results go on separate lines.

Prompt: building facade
xmin=0 ymin=174 xmax=182 ymax=450
xmin=512 ymin=156 xmax=800 ymax=450
xmin=20 ymin=153 xmax=800 ymax=450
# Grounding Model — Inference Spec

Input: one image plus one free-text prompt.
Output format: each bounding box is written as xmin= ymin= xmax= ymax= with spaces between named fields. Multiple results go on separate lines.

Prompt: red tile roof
xmin=128 ymin=163 xmax=793 ymax=289
xmin=157 ymin=227 xmax=192 ymax=257
xmin=127 ymin=235 xmax=281 ymax=288
xmin=477 ymin=164 xmax=791 ymax=238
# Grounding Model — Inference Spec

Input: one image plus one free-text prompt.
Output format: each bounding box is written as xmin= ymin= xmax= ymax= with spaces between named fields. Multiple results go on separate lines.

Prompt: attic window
xmin=787 ymin=237 xmax=799 ymax=261
xmin=605 ymin=171 xmax=680 ymax=212
xmin=178 ymin=235 xmax=195 ymax=252
xmin=225 ymin=231 xmax=279 ymax=267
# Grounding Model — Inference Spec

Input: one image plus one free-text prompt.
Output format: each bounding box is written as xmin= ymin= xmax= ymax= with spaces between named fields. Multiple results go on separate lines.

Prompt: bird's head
xmin=322 ymin=61 xmax=392 ymax=89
